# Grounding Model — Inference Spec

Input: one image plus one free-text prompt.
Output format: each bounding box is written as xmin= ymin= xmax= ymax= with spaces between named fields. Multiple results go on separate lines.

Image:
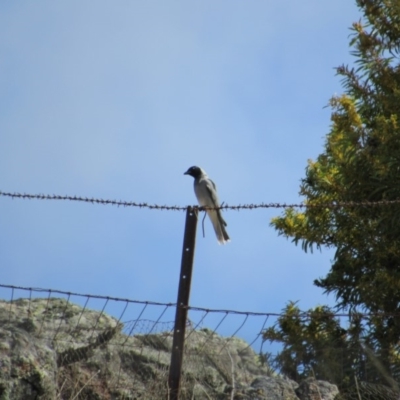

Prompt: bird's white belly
xmin=194 ymin=180 xmax=213 ymax=207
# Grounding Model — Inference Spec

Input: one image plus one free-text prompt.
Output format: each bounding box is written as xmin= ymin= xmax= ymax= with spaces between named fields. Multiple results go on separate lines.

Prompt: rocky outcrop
xmin=245 ymin=376 xmax=299 ymax=399
xmin=0 ymin=297 xmax=274 ymax=399
xmin=0 ymin=297 xmax=378 ymax=400
xmin=296 ymin=378 xmax=339 ymax=400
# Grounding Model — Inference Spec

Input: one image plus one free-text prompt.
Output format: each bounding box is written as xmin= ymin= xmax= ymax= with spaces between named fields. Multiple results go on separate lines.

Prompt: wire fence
xmin=3 ymin=190 xmax=400 ymax=210
xmin=3 ymin=191 xmax=400 ymax=399
xmin=1 ymin=283 xmax=276 ymax=351
xmin=0 ymin=283 xmax=278 ymax=399
xmin=1 ymin=283 xmax=400 ymax=399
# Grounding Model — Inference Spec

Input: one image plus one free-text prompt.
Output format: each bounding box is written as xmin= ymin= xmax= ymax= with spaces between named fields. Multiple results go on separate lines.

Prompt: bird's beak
xmin=184 ymin=170 xmax=189 ymax=175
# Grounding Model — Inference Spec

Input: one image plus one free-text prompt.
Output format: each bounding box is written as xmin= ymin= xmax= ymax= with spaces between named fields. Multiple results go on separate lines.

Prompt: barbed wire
xmin=2 ymin=190 xmax=400 ymax=211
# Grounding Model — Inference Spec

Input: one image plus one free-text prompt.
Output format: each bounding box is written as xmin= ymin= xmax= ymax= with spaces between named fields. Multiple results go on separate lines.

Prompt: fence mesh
xmin=0 ymin=284 xmax=277 ymax=399
xmin=0 ymin=284 xmax=400 ymax=399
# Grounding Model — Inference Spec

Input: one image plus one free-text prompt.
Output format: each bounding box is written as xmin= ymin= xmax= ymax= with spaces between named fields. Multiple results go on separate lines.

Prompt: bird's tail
xmin=208 ymin=210 xmax=230 ymax=245
xmin=219 ymin=224 xmax=230 ymax=244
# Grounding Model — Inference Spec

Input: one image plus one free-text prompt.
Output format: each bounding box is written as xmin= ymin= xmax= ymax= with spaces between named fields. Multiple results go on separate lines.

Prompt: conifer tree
xmin=271 ymin=0 xmax=400 ymax=378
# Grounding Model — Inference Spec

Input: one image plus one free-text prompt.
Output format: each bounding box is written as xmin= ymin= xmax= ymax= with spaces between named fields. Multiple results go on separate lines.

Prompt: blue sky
xmin=0 ymin=1 xmax=361 ymax=349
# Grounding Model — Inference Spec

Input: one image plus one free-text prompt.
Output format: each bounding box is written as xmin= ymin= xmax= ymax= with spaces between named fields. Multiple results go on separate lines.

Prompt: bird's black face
xmin=184 ymin=166 xmax=202 ymax=179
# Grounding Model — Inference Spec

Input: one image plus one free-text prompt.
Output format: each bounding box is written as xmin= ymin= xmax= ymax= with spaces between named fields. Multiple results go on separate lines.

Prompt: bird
xmin=184 ymin=166 xmax=230 ymax=244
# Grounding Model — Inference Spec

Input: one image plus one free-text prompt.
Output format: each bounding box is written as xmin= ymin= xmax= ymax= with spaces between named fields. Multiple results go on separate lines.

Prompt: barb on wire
xmin=2 ymin=190 xmax=400 ymax=211
xmin=0 ymin=191 xmax=187 ymax=210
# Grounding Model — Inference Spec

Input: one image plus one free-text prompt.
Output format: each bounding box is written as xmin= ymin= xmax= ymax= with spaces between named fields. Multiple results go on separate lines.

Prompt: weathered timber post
xmin=168 ymin=206 xmax=198 ymax=400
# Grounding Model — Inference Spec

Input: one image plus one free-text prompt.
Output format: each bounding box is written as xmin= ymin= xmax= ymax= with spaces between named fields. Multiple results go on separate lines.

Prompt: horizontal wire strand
xmin=2 ymin=190 xmax=400 ymax=210
xmin=1 ymin=283 xmax=398 ymax=318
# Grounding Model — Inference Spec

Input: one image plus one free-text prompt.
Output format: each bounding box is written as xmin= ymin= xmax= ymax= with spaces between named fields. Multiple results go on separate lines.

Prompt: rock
xmin=248 ymin=376 xmax=299 ymax=400
xmin=296 ymin=377 xmax=339 ymax=400
xmin=0 ymin=297 xmax=273 ymax=399
xmin=0 ymin=301 xmax=58 ymax=399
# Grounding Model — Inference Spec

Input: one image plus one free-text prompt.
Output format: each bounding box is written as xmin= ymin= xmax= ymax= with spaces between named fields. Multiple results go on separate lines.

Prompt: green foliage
xmin=263 ymin=303 xmax=360 ymax=388
xmin=264 ymin=303 xmax=400 ymax=390
xmin=270 ymin=0 xmax=400 ymax=385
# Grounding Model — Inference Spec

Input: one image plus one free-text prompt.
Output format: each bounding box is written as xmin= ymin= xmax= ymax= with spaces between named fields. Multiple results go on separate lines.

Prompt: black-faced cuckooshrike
xmin=184 ymin=166 xmax=230 ymax=244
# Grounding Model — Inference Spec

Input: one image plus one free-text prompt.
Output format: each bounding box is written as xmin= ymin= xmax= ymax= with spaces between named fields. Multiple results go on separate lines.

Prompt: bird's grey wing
xmin=204 ymin=179 xmax=227 ymax=227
